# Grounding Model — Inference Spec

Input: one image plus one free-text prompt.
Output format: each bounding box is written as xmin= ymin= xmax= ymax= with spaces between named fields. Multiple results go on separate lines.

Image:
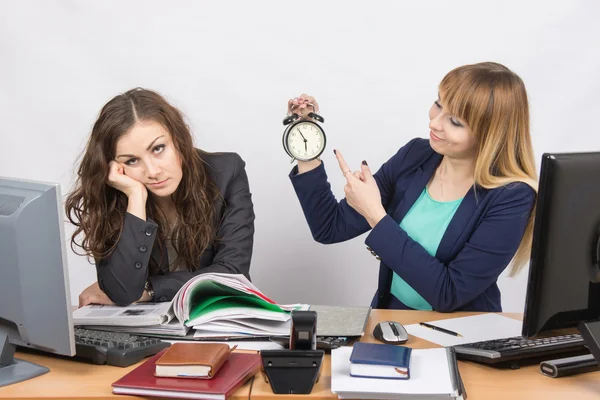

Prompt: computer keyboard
xmin=74 ymin=328 xmax=170 ymax=367
xmin=453 ymin=333 xmax=589 ymax=367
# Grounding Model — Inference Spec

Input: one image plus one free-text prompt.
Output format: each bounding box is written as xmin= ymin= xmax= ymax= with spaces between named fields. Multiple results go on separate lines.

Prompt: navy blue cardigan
xmin=289 ymin=138 xmax=536 ymax=312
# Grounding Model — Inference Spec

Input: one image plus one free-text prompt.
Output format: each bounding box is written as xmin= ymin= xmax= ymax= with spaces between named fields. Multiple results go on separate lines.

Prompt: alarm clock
xmin=282 ymin=112 xmax=326 ymax=162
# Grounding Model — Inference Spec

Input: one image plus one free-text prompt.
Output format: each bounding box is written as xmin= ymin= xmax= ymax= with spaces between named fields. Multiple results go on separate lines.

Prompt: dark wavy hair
xmin=65 ymin=88 xmax=221 ymax=272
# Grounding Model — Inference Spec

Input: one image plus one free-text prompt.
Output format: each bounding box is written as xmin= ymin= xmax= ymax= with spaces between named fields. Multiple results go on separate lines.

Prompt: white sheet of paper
xmin=405 ymin=313 xmax=523 ymax=347
xmin=164 ymin=339 xmax=284 ymax=351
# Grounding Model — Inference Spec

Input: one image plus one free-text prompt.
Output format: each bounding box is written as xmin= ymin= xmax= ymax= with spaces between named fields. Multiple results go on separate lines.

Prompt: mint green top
xmin=390 ymin=188 xmax=463 ymax=310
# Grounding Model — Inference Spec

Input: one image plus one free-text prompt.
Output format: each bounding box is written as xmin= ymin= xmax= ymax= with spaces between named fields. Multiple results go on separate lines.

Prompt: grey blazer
xmin=96 ymin=152 xmax=255 ymax=306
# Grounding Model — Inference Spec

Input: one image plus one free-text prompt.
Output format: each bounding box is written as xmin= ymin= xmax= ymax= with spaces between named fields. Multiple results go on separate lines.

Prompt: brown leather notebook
xmin=154 ymin=343 xmax=235 ymax=379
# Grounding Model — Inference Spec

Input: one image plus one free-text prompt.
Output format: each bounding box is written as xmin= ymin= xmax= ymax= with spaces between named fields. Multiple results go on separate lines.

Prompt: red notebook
xmin=112 ymin=350 xmax=261 ymax=399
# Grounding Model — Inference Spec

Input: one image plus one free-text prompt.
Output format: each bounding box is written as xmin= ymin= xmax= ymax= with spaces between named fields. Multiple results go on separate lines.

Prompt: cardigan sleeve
xmin=365 ymin=182 xmax=536 ymax=312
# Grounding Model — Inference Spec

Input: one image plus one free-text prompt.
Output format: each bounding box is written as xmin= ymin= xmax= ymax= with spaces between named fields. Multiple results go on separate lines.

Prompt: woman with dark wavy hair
xmin=66 ymin=88 xmax=255 ymax=307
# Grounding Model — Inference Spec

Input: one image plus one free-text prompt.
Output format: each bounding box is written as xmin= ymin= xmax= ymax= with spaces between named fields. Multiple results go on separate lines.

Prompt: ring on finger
xmin=343 ymin=169 xmax=352 ymax=177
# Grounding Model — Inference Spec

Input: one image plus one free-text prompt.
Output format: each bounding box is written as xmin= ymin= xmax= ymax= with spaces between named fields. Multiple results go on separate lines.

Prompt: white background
xmin=1 ymin=1 xmax=599 ymax=312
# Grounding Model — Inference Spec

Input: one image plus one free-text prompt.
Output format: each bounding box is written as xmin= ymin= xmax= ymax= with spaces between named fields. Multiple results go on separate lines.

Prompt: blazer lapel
xmin=392 ymin=152 xmax=443 ymax=222
xmin=436 ymin=186 xmax=487 ymax=262
xmin=387 ymin=146 xmax=489 ymax=264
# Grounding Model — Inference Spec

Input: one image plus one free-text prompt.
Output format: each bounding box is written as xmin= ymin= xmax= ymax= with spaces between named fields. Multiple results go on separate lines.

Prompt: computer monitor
xmin=522 ymin=152 xmax=600 ymax=359
xmin=0 ymin=177 xmax=75 ymax=387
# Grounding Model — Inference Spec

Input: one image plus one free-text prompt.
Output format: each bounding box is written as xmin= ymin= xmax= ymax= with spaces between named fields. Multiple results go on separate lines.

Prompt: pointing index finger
xmin=335 ymin=150 xmax=353 ymax=179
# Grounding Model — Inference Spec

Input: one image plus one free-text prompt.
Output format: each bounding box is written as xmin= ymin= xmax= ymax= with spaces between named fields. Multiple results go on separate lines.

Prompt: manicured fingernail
xmin=333 ymin=149 xmax=337 ymax=155
xmin=362 ymin=160 xmax=368 ymax=166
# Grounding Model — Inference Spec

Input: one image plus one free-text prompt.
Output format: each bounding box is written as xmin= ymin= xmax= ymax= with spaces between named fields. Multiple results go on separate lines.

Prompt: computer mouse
xmin=373 ymin=321 xmax=408 ymax=344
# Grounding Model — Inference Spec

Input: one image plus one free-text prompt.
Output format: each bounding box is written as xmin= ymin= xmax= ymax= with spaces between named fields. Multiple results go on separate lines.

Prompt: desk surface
xmin=2 ymin=310 xmax=600 ymax=400
xmin=250 ymin=310 xmax=600 ymax=400
xmin=0 ymin=348 xmax=253 ymax=400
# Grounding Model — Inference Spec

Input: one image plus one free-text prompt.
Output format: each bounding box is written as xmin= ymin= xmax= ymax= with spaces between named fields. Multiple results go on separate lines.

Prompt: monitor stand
xmin=0 ymin=330 xmax=49 ymax=387
xmin=579 ymin=320 xmax=600 ymax=364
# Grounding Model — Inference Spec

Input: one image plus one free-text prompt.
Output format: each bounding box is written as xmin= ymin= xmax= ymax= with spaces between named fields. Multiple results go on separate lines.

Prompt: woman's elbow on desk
xmin=99 ymin=278 xmax=144 ymax=307
xmin=106 ymin=289 xmax=142 ymax=307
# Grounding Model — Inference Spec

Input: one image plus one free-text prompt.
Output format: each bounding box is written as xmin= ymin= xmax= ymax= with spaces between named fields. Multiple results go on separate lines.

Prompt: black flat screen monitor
xmin=522 ymin=152 xmax=600 ymax=338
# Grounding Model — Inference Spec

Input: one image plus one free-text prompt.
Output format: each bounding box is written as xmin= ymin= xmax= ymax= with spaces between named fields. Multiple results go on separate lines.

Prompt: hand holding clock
xmin=285 ymin=94 xmax=386 ymax=226
xmin=335 ymin=149 xmax=387 ymax=228
xmin=288 ymin=94 xmax=320 ymax=117
xmin=283 ymin=94 xmax=327 ymax=170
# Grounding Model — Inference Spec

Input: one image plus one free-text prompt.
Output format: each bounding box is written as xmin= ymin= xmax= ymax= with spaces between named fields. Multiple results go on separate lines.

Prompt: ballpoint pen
xmin=419 ymin=322 xmax=463 ymax=337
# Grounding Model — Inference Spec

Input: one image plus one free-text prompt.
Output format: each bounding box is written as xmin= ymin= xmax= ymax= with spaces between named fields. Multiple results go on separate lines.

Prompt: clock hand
xmin=296 ymin=128 xmax=307 ymax=142
xmin=305 ymin=141 xmax=307 ymax=152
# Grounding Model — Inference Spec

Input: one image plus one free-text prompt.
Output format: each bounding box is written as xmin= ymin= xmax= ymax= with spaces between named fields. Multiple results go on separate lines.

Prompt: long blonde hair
xmin=440 ymin=62 xmax=537 ymax=276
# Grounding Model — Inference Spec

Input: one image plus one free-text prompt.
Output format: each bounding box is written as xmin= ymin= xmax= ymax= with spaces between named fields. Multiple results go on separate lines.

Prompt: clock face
xmin=286 ymin=121 xmax=326 ymax=161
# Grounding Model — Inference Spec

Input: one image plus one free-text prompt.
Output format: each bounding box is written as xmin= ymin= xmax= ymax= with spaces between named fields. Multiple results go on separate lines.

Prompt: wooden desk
xmin=251 ymin=310 xmax=600 ymax=400
xmin=0 ymin=351 xmax=252 ymax=400
xmin=2 ymin=311 xmax=599 ymax=400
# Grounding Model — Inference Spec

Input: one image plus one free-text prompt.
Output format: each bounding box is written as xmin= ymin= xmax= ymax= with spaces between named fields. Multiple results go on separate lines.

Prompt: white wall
xmin=1 ymin=1 xmax=599 ymax=312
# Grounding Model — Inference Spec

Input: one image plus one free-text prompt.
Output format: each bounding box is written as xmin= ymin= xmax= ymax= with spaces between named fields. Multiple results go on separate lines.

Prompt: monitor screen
xmin=522 ymin=153 xmax=600 ymax=337
xmin=0 ymin=177 xmax=75 ymax=387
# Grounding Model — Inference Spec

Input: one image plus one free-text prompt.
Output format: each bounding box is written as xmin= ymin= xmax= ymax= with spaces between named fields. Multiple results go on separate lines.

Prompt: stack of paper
xmin=331 ymin=346 xmax=465 ymax=399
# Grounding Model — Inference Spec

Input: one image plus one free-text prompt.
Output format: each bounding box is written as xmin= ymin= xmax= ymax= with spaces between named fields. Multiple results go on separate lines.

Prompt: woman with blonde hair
xmin=288 ymin=62 xmax=537 ymax=312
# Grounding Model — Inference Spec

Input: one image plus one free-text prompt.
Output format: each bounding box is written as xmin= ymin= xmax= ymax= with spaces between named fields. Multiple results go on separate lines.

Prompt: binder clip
xmin=260 ymin=310 xmax=324 ymax=394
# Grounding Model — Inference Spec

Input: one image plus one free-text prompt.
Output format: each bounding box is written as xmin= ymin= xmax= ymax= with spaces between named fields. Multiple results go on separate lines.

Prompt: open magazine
xmin=72 ymin=273 xmax=305 ymax=337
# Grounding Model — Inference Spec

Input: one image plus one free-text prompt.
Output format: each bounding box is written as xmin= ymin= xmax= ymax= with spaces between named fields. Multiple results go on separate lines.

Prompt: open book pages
xmin=85 ymin=319 xmax=190 ymax=337
xmin=171 ymin=273 xmax=303 ymax=325
xmin=171 ymin=273 xmax=306 ymax=337
xmin=72 ymin=302 xmax=175 ymax=327
xmin=73 ymin=273 xmax=306 ymax=338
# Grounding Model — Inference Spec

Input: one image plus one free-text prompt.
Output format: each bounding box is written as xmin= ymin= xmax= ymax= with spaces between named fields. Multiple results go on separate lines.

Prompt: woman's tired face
xmin=114 ymin=121 xmax=183 ymax=198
